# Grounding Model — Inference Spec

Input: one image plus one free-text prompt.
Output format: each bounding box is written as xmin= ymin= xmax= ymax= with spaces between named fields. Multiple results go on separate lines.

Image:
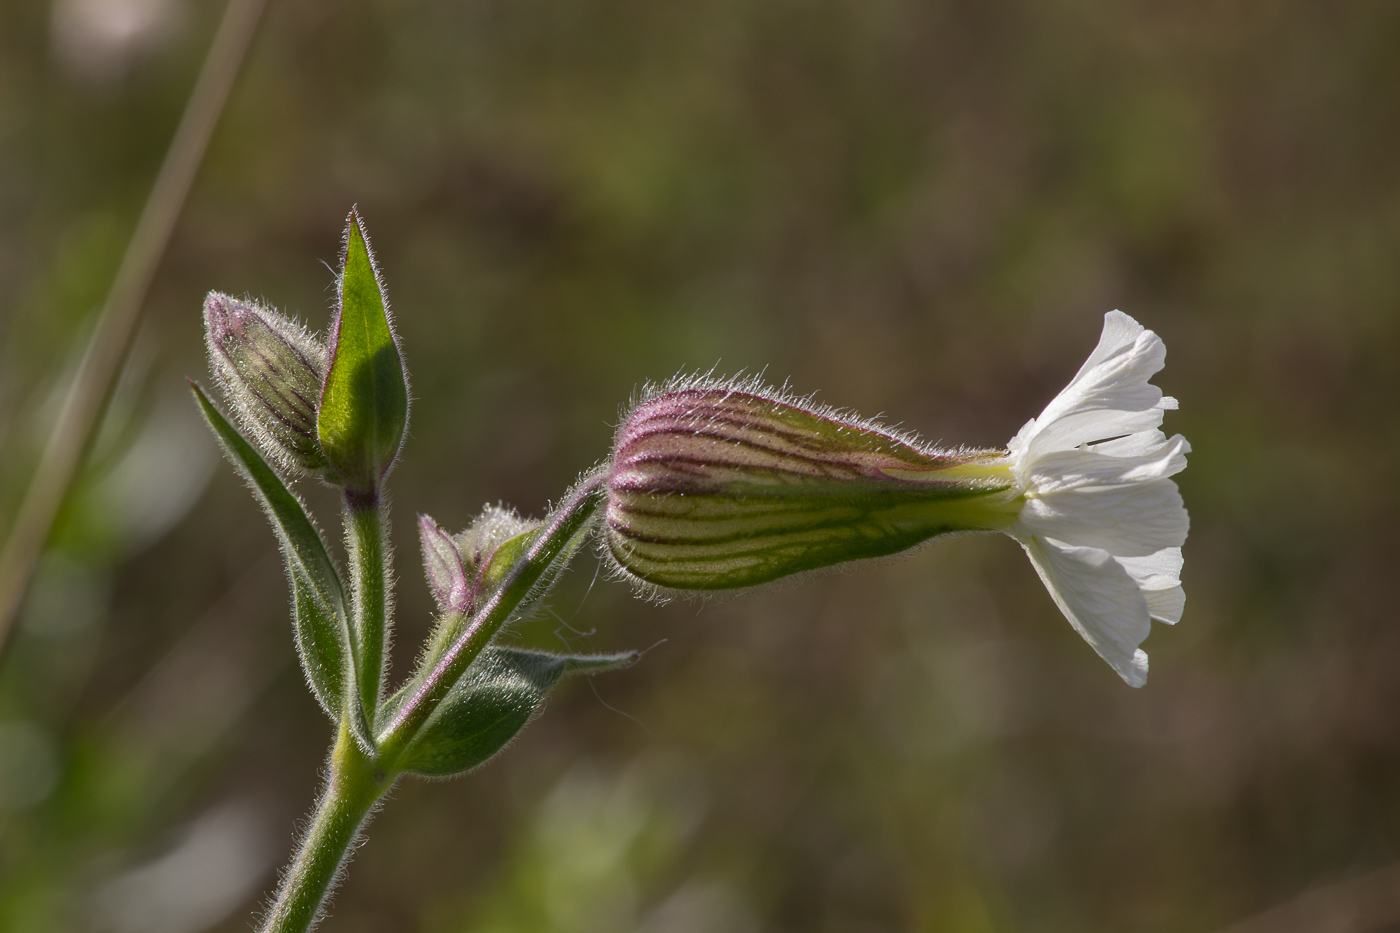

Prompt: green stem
xmin=261 ymin=725 xmax=392 ymax=933
xmin=345 ymin=493 xmax=389 ymax=726
xmin=262 ymin=471 xmax=602 ymax=928
xmin=376 ymin=470 xmax=605 ymax=761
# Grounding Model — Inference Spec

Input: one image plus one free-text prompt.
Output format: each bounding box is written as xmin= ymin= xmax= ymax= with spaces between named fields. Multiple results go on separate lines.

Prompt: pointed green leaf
xmin=317 ymin=210 xmax=409 ymax=494
xmin=192 ymin=382 xmax=359 ymax=728
xmin=398 ymin=647 xmax=637 ymax=777
xmin=290 ymin=573 xmax=347 ymax=717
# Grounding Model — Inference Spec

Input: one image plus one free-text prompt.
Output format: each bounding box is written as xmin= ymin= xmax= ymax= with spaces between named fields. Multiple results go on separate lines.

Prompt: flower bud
xmin=418 ymin=507 xmax=542 ymax=615
xmin=418 ymin=515 xmax=470 ymax=614
xmin=604 ymin=384 xmax=1020 ymax=590
xmin=453 ymin=505 xmax=541 ymax=585
xmin=204 ymin=292 xmax=329 ymax=474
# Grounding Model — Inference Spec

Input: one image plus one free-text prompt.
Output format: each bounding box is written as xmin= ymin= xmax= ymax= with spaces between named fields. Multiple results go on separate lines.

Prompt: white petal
xmin=1115 ymin=547 xmax=1182 ymax=587
xmin=1017 ymin=534 xmax=1152 ymax=687
xmin=1018 ymin=479 xmax=1189 ymax=556
xmin=1067 ymin=310 xmax=1148 ymax=384
xmin=1089 ymin=429 xmax=1189 ymax=460
xmin=1015 ymin=312 xmax=1171 ymax=463
xmin=1116 ymin=547 xmax=1185 ymax=624
xmin=1143 ymin=584 xmax=1184 ymax=624
xmin=1026 ymin=404 xmax=1166 ymax=463
xmin=1006 ymin=417 xmax=1039 ymax=461
xmin=1026 ymin=433 xmax=1189 ymax=492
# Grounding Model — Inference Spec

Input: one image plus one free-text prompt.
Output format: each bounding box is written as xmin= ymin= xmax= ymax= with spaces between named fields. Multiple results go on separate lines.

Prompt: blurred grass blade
xmin=0 ymin=0 xmax=269 ymax=659
xmin=192 ymin=383 xmax=365 ymax=739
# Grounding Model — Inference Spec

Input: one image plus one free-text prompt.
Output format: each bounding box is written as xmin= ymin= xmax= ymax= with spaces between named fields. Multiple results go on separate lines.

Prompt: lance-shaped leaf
xmin=318 ymin=210 xmax=409 ymax=495
xmin=397 ymin=646 xmax=636 ymax=778
xmin=191 ymin=383 xmax=360 ymax=731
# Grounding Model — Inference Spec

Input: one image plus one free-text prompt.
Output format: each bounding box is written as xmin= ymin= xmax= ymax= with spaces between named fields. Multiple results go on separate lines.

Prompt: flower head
xmin=603 ymin=312 xmax=1189 ymax=686
xmin=1006 ymin=310 xmax=1189 ymax=686
xmin=203 ymin=292 xmax=329 ymax=475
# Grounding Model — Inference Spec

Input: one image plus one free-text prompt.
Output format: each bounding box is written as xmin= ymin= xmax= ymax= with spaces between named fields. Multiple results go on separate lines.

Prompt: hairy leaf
xmin=192 ymin=382 xmax=358 ymax=728
xmin=398 ymin=647 xmax=636 ymax=777
xmin=318 ymin=210 xmax=408 ymax=494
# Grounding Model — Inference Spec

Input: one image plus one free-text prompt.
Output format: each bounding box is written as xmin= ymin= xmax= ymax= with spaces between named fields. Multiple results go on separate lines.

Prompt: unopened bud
xmin=419 ymin=515 xmax=470 ymax=614
xmin=418 ymin=507 xmax=542 ymax=615
xmin=604 ymin=383 xmax=1020 ymax=590
xmin=454 ymin=506 xmax=541 ymax=586
xmin=204 ymin=292 xmax=328 ymax=474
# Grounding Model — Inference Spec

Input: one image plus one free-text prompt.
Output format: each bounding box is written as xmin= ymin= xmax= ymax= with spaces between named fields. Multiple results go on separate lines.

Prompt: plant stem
xmin=262 ymin=724 xmax=391 ymax=933
xmin=260 ymin=472 xmax=603 ymax=928
xmin=344 ymin=494 xmax=389 ymax=728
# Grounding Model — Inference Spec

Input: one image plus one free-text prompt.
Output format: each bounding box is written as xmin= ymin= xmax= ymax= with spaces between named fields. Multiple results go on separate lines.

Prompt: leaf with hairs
xmin=399 ymin=647 xmax=636 ymax=777
xmin=191 ymin=382 xmax=364 ymax=737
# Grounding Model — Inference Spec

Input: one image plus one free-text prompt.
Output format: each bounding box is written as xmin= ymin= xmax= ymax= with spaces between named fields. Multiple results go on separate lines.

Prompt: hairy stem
xmin=345 ymin=494 xmax=390 ymax=728
xmin=261 ymin=471 xmax=603 ymax=928
xmin=261 ymin=724 xmax=391 ymax=933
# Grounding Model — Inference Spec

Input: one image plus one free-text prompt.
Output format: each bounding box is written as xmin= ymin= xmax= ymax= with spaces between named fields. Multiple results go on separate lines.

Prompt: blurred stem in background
xmin=0 ymin=0 xmax=267 ymax=661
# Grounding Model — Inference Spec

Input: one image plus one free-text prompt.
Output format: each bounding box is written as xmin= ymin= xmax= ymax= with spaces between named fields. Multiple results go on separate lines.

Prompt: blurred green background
xmin=3 ymin=1 xmax=1400 ymax=930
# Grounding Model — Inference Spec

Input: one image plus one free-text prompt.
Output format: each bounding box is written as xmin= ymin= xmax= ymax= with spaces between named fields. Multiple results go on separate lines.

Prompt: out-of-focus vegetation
xmin=2 ymin=1 xmax=1399 ymax=930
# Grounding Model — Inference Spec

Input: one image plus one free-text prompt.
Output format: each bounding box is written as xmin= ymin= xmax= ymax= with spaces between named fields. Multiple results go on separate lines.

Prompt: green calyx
xmin=608 ymin=481 xmax=1022 ymax=590
xmin=605 ymin=386 xmax=1023 ymax=590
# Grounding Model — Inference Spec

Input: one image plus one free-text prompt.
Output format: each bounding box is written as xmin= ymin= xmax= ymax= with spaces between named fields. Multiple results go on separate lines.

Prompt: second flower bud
xmin=204 ymin=292 xmax=329 ymax=476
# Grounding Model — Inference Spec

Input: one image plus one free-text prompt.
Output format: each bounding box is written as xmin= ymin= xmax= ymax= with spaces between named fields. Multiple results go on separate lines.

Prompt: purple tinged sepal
xmin=417 ymin=506 xmax=542 ymax=616
xmin=605 ymin=381 xmax=1021 ymax=590
xmin=203 ymin=292 xmax=329 ymax=475
xmin=418 ymin=515 xmax=470 ymax=614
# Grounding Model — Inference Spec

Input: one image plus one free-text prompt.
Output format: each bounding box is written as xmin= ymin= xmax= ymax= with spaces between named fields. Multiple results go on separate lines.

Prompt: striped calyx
xmin=605 ymin=386 xmax=1022 ymax=590
xmin=204 ymin=292 xmax=328 ymax=475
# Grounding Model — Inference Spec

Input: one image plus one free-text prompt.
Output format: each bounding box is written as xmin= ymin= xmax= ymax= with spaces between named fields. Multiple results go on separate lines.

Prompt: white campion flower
xmin=1005 ymin=311 xmax=1189 ymax=686
xmin=603 ymin=310 xmax=1188 ymax=686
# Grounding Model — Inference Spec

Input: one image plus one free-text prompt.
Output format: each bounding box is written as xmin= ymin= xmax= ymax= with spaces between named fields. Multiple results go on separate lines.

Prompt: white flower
xmin=1006 ymin=311 xmax=1190 ymax=687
